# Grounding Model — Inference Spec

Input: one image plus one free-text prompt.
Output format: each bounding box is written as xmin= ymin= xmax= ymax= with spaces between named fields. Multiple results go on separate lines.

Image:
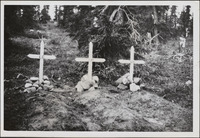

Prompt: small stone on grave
xmin=32 ymin=83 xmax=39 ymax=88
xmin=30 ymin=77 xmax=39 ymax=81
xmin=43 ymin=85 xmax=49 ymax=91
xmin=130 ymin=83 xmax=140 ymax=92
xmin=38 ymin=87 xmax=42 ymax=90
xmin=115 ymin=72 xmax=143 ymax=91
xmin=24 ymin=75 xmax=55 ymax=92
xmin=122 ymin=77 xmax=130 ymax=85
xmin=75 ymin=82 xmax=84 ymax=93
xmin=115 ymin=73 xmax=130 ymax=84
xmin=75 ymin=74 xmax=100 ymax=92
xmin=43 ymin=84 xmax=53 ymax=91
xmin=25 ymin=83 xmax=32 ymax=88
xmin=34 ymin=81 xmax=39 ymax=85
xmin=30 ymin=87 xmax=37 ymax=92
xmin=43 ymin=80 xmax=51 ymax=85
xmin=26 ymin=79 xmax=32 ymax=83
xmin=26 ymin=87 xmax=36 ymax=93
xmin=117 ymin=83 xmax=128 ymax=90
xmin=92 ymin=76 xmax=99 ymax=83
xmin=88 ymin=87 xmax=95 ymax=91
xmin=93 ymin=83 xmax=98 ymax=89
xmin=81 ymin=74 xmax=89 ymax=82
xmin=43 ymin=75 xmax=49 ymax=80
xmin=80 ymin=81 xmax=91 ymax=90
xmin=133 ymin=77 xmax=141 ymax=84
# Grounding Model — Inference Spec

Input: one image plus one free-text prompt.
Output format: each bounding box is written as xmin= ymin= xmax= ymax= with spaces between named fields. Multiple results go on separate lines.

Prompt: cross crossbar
xmin=28 ymin=54 xmax=56 ymax=60
xmin=118 ymin=60 xmax=145 ymax=64
xmin=75 ymin=58 xmax=105 ymax=62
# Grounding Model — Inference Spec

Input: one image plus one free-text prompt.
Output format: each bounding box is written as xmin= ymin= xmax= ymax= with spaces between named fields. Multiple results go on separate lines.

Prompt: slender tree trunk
xmin=63 ymin=6 xmax=67 ymax=27
xmin=165 ymin=13 xmax=168 ymax=23
xmin=55 ymin=5 xmax=58 ymax=21
xmin=153 ymin=6 xmax=159 ymax=46
xmin=160 ymin=10 xmax=164 ymax=22
xmin=58 ymin=6 xmax=61 ymax=26
xmin=175 ymin=16 xmax=177 ymax=28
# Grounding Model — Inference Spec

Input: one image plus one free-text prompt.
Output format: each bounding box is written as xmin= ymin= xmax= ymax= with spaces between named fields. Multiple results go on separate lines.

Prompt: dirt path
xmin=4 ymin=22 xmax=193 ymax=131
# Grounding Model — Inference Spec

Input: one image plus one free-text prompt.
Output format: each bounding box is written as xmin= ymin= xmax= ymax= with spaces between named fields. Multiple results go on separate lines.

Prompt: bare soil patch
xmin=24 ymin=85 xmax=192 ymax=131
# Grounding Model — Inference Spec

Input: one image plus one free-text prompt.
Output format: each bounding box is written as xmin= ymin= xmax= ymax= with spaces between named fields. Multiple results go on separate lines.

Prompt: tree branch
xmin=100 ymin=5 xmax=109 ymax=14
xmin=120 ymin=8 xmax=141 ymax=44
xmin=145 ymin=33 xmax=160 ymax=44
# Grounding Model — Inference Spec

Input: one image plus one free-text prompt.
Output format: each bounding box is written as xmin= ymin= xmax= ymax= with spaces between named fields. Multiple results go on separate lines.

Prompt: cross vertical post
xmin=39 ymin=40 xmax=44 ymax=83
xmin=130 ymin=46 xmax=134 ymax=83
xmin=88 ymin=42 xmax=93 ymax=81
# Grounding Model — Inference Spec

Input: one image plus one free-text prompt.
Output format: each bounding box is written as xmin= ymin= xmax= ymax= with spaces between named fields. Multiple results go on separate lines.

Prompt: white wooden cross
xmin=180 ymin=37 xmax=186 ymax=48
xmin=75 ymin=42 xmax=105 ymax=81
xmin=27 ymin=39 xmax=56 ymax=83
xmin=118 ymin=46 xmax=145 ymax=83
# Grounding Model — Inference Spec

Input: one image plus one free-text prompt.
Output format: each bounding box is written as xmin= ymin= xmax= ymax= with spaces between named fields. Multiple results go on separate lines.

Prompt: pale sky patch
xmin=39 ymin=4 xmax=55 ymax=20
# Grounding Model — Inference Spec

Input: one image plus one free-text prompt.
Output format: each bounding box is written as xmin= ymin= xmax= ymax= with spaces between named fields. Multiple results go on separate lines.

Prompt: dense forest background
xmin=5 ymin=5 xmax=193 ymax=48
xmin=5 ymin=5 xmax=193 ymax=79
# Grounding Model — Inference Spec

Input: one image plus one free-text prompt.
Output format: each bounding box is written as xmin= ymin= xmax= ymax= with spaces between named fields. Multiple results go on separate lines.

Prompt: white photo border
xmin=1 ymin=1 xmax=199 ymax=137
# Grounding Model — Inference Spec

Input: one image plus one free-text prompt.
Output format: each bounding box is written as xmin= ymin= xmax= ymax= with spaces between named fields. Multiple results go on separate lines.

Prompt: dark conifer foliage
xmin=5 ymin=6 xmax=37 ymax=38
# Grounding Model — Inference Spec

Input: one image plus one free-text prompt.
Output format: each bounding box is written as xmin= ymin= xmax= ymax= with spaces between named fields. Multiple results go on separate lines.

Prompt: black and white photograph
xmin=1 ymin=1 xmax=199 ymax=137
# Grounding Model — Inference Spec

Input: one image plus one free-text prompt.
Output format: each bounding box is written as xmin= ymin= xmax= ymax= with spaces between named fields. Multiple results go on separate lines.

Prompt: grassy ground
xmin=142 ymin=38 xmax=193 ymax=109
xmin=4 ymin=22 xmax=80 ymax=130
xmin=4 ymin=22 xmax=193 ymax=131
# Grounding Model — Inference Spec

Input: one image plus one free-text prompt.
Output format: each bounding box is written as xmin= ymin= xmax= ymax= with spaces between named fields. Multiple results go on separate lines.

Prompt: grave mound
xmin=25 ymin=85 xmax=192 ymax=131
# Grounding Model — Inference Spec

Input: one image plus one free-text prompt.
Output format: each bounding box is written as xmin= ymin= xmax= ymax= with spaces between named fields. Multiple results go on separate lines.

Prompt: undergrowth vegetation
xmin=4 ymin=21 xmax=193 ymax=130
xmin=141 ymin=39 xmax=193 ymax=109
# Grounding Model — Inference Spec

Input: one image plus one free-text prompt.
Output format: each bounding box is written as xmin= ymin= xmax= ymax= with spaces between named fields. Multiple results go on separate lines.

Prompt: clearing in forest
xmin=4 ymin=22 xmax=193 ymax=131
